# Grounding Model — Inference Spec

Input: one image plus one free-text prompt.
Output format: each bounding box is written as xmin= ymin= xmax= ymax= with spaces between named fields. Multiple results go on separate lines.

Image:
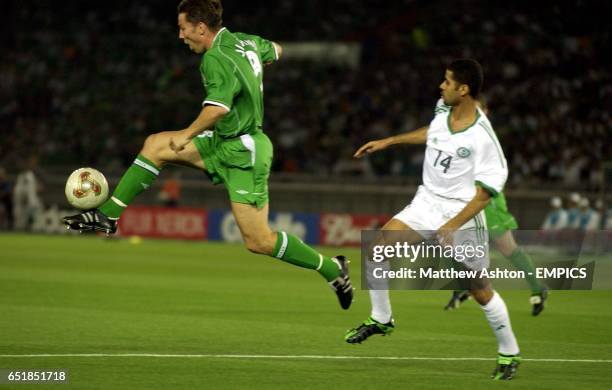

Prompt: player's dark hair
xmin=177 ymin=0 xmax=223 ymax=30
xmin=448 ymin=59 xmax=483 ymax=98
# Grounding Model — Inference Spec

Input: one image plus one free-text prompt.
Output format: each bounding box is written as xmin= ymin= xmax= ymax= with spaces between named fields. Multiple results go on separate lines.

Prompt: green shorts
xmin=192 ymin=130 xmax=273 ymax=208
xmin=484 ymin=192 xmax=519 ymax=239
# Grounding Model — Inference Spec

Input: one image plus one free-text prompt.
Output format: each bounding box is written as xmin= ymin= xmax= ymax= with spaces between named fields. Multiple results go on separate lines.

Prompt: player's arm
xmin=266 ymin=42 xmax=282 ymax=64
xmin=171 ymin=53 xmax=239 ymax=152
xmin=237 ymin=33 xmax=281 ymax=65
xmin=437 ymin=186 xmax=491 ymax=245
xmin=169 ymin=105 xmax=228 ymax=152
xmin=353 ymin=126 xmax=428 ymax=158
xmin=438 ymin=124 xmax=507 ymax=244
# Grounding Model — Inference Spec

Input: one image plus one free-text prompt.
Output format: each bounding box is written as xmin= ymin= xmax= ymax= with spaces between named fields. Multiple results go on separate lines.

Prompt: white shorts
xmin=393 ymin=185 xmax=490 ymax=270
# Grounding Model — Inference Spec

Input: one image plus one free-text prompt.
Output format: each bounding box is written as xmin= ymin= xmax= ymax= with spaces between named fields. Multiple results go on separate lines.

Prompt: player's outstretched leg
xmin=444 ymin=289 xmax=470 ymax=310
xmin=345 ymin=219 xmax=422 ymax=343
xmin=530 ymin=286 xmax=548 ymax=316
xmin=491 ymin=354 xmax=522 ymax=380
xmin=326 ymin=255 xmax=353 ymax=309
xmin=472 ymin=286 xmax=520 ymax=380
xmin=232 ymin=202 xmax=353 ymax=309
xmin=62 ymin=153 xmax=159 ymax=234
xmin=63 ymin=209 xmax=119 ymax=234
xmin=495 ymin=231 xmax=548 ymax=315
xmin=346 ymin=289 xmax=394 ymax=343
xmin=63 ymin=131 xmax=204 ymax=233
xmin=508 ymin=247 xmax=548 ymax=315
xmin=345 ymin=315 xmax=395 ymax=344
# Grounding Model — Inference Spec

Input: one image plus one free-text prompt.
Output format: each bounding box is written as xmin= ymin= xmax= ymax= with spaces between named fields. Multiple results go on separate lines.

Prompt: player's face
xmin=178 ymin=13 xmax=206 ymax=54
xmin=439 ymin=70 xmax=462 ymax=106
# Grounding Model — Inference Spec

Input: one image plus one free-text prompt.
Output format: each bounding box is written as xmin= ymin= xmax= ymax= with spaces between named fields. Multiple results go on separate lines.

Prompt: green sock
xmin=272 ymin=232 xmax=340 ymax=282
xmin=99 ymin=154 xmax=160 ymax=219
xmin=508 ymin=247 xmax=542 ymax=293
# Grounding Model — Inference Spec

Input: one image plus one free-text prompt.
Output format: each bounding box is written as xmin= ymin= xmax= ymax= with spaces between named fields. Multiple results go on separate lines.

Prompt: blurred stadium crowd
xmin=2 ymin=161 xmax=610 ymax=231
xmin=1 ymin=0 xmax=610 ymax=190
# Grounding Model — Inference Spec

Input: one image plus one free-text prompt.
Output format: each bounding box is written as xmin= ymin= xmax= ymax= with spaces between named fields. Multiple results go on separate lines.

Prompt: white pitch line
xmin=0 ymin=354 xmax=611 ymax=363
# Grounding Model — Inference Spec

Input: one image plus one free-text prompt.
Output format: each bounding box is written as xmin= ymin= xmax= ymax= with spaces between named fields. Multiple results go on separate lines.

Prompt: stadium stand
xmin=1 ymin=0 xmax=609 ymax=189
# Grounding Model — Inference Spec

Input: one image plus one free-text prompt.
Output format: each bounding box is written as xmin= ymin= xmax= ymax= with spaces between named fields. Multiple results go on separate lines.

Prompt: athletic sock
xmin=99 ymin=155 xmax=160 ymax=219
xmin=364 ymin=254 xmax=392 ymax=323
xmin=369 ymin=290 xmax=392 ymax=323
xmin=272 ymin=231 xmax=340 ymax=282
xmin=508 ymin=247 xmax=542 ymax=293
xmin=480 ymin=291 xmax=520 ymax=355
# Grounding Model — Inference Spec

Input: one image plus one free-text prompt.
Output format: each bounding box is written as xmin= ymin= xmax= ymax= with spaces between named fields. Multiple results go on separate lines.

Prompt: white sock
xmin=369 ymin=290 xmax=392 ymax=323
xmin=364 ymin=253 xmax=392 ymax=323
xmin=480 ymin=291 xmax=520 ymax=355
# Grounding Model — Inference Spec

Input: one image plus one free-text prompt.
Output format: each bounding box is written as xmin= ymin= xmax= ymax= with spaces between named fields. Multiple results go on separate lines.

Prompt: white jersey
xmin=422 ymin=99 xmax=508 ymax=202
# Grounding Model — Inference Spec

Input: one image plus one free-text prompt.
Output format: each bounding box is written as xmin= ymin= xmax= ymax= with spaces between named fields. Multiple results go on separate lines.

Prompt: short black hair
xmin=448 ymin=59 xmax=483 ymax=98
xmin=177 ymin=0 xmax=223 ymax=30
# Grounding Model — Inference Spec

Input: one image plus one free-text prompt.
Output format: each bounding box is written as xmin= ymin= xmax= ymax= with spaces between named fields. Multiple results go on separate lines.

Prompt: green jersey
xmin=485 ymin=191 xmax=518 ymax=238
xmin=200 ymin=27 xmax=278 ymax=138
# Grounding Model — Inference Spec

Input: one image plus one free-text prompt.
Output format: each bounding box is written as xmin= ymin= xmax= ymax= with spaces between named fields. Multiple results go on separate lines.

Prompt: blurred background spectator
xmin=541 ymin=196 xmax=568 ymax=231
xmin=1 ymin=0 xmax=609 ymax=192
xmin=158 ymin=171 xmax=182 ymax=207
xmin=12 ymin=155 xmax=44 ymax=230
xmin=566 ymin=192 xmax=582 ymax=229
xmin=0 ymin=167 xmax=14 ymax=229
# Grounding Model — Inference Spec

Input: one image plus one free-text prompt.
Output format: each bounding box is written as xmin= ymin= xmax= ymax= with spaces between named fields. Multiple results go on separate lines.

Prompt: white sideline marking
xmin=0 ymin=354 xmax=611 ymax=363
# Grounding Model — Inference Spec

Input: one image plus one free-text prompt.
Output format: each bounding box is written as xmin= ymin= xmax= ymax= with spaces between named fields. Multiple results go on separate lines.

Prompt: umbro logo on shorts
xmin=198 ymin=130 xmax=214 ymax=138
xmin=235 ymin=190 xmax=264 ymax=195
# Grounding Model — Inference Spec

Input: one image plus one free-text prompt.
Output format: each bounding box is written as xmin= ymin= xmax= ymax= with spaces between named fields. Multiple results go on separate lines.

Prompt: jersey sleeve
xmin=473 ymin=126 xmax=508 ymax=197
xmin=201 ymin=53 xmax=241 ymax=111
xmin=235 ymin=32 xmax=278 ymax=64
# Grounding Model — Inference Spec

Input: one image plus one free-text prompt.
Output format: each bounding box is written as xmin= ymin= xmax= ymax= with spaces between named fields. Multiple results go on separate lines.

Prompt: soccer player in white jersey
xmin=346 ymin=59 xmax=521 ymax=380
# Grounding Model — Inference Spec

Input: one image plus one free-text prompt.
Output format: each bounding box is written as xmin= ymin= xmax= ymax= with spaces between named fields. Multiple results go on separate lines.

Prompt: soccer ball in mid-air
xmin=65 ymin=168 xmax=109 ymax=210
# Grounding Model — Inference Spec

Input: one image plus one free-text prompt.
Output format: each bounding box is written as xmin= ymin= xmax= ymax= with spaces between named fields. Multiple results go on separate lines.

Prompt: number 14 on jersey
xmin=433 ymin=150 xmax=453 ymax=173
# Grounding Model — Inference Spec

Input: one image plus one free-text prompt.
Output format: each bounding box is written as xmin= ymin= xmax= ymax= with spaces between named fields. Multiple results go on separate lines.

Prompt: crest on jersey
xmin=457 ymin=147 xmax=471 ymax=158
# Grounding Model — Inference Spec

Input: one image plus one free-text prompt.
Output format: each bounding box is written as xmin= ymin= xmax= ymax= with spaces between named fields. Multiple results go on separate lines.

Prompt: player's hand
xmin=169 ymin=134 xmax=191 ymax=153
xmin=436 ymin=226 xmax=456 ymax=248
xmin=353 ymin=139 xmax=390 ymax=158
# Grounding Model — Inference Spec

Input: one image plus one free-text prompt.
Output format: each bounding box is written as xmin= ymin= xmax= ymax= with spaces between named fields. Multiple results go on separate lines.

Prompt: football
xmin=65 ymin=168 xmax=109 ymax=210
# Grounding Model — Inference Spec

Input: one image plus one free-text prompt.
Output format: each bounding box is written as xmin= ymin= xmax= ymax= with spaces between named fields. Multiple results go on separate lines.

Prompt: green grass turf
xmin=0 ymin=233 xmax=611 ymax=389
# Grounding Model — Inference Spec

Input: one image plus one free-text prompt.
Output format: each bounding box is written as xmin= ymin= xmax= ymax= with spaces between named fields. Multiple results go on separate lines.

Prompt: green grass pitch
xmin=1 ymin=233 xmax=611 ymax=389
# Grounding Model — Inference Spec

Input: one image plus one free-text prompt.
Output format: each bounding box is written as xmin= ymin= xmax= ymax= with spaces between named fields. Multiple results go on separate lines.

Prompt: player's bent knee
xmin=141 ymin=133 xmax=164 ymax=157
xmin=244 ymin=239 xmax=268 ymax=255
xmin=470 ymin=288 xmax=493 ymax=305
xmin=141 ymin=131 xmax=180 ymax=166
xmin=498 ymin=241 xmax=518 ymax=258
xmin=243 ymin=232 xmax=275 ymax=255
xmin=499 ymin=246 xmax=515 ymax=258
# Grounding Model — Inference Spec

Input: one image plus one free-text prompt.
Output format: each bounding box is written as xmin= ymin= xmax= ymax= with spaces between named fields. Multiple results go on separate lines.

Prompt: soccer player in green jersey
xmin=63 ymin=0 xmax=353 ymax=309
xmin=445 ymin=101 xmax=548 ymax=316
